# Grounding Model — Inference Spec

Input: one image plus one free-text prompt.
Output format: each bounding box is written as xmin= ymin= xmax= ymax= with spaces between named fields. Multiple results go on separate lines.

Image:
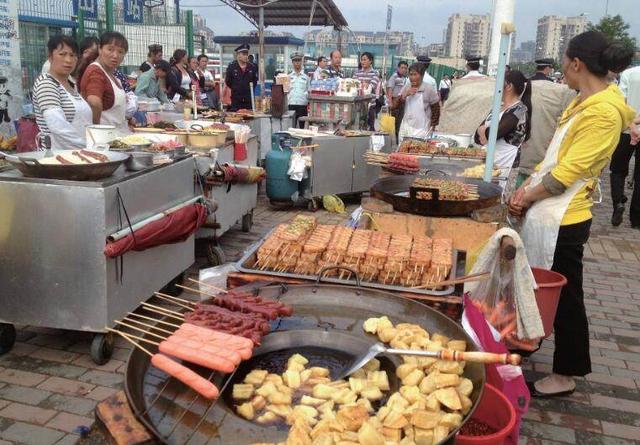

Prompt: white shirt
xmin=619 ymin=66 xmax=640 ymax=114
xmin=439 ymin=79 xmax=451 ymax=90
xmin=462 ymin=70 xmax=487 ymax=79
xmin=422 ymin=72 xmax=437 ymax=92
xmin=288 ymin=70 xmax=310 ymax=106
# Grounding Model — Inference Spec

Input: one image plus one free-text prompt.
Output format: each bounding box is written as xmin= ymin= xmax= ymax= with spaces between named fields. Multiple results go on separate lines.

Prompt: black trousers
xmin=391 ymin=103 xmax=404 ymax=142
xmin=610 ymin=133 xmax=639 ymax=226
xmin=288 ymin=105 xmax=308 ymax=129
xmin=551 ymin=219 xmax=592 ymax=377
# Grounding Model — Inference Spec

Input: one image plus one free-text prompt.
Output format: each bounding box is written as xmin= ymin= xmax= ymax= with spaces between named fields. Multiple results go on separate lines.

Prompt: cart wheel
xmin=241 ymin=212 xmax=253 ymax=232
xmin=91 ymin=332 xmax=114 ymax=365
xmin=0 ymin=323 xmax=16 ymax=356
xmin=206 ymin=243 xmax=226 ymax=267
xmin=307 ymin=198 xmax=319 ymax=212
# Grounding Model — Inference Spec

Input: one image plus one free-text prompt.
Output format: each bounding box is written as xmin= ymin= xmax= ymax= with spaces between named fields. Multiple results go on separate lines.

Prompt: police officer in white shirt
xmin=462 ymin=56 xmax=487 ymax=79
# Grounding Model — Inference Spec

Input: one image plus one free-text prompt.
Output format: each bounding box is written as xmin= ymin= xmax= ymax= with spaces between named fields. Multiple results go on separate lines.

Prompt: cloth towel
xmin=466 ymin=227 xmax=545 ymax=340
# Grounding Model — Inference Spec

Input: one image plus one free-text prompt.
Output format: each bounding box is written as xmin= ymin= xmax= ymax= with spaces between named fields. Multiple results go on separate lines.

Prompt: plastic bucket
xmin=532 ymin=267 xmax=567 ymax=337
xmin=456 ymin=384 xmax=516 ymax=445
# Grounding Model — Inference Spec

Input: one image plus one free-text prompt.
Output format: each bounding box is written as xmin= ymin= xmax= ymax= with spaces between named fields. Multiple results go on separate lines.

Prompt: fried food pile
xmin=412 ymin=178 xmax=478 ymax=201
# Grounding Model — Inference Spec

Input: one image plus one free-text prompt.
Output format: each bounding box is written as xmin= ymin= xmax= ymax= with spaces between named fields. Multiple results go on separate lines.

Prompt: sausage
xmin=151 ymin=354 xmax=220 ymax=399
xmin=80 ymin=150 xmax=109 ymax=162
xmin=71 ymin=151 xmax=93 ymax=164
xmin=164 ymin=334 xmax=242 ymax=365
xmin=173 ymin=330 xmax=253 ymax=360
xmin=158 ymin=341 xmax=235 ymax=373
xmin=180 ymin=323 xmax=254 ymax=349
xmin=55 ymin=155 xmax=74 ymax=165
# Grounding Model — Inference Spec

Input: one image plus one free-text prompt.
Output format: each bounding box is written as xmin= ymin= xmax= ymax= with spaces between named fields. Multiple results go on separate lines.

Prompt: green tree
xmin=587 ymin=14 xmax=637 ymax=52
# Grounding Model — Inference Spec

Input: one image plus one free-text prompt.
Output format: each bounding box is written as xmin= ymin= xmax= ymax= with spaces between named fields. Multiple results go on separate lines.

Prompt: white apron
xmin=520 ymin=115 xmax=594 ymax=269
xmin=50 ymin=87 xmax=92 ymax=151
xmin=92 ymin=61 xmax=128 ymax=135
xmin=398 ymin=89 xmax=429 ymax=143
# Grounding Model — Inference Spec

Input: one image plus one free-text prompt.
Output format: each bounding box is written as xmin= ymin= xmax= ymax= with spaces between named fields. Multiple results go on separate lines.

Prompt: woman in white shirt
xmin=439 ymin=75 xmax=452 ymax=102
xmin=33 ymin=35 xmax=92 ymax=150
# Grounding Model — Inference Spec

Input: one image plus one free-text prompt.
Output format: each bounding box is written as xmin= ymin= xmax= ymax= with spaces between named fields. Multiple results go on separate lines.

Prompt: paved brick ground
xmin=1 ymin=182 xmax=639 ymax=444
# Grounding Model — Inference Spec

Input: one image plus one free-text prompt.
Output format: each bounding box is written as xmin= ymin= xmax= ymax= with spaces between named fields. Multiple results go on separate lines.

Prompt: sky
xmin=183 ymin=0 xmax=640 ymax=47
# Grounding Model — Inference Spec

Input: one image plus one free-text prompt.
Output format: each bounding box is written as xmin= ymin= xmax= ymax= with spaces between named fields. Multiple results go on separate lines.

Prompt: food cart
xmin=303 ymin=94 xmax=374 ymax=130
xmin=0 ymin=156 xmax=198 ymax=364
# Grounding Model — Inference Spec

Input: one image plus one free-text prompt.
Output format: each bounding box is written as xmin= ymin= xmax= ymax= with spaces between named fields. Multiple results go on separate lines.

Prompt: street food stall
xmin=0 ymin=152 xmax=201 ymax=364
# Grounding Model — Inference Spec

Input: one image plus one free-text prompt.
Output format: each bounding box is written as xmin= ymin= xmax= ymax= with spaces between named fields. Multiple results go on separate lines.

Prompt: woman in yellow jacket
xmin=509 ymin=31 xmax=636 ymax=397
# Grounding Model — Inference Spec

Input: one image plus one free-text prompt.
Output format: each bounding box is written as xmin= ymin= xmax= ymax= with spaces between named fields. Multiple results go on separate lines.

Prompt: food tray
xmin=235 ymin=231 xmax=460 ymax=296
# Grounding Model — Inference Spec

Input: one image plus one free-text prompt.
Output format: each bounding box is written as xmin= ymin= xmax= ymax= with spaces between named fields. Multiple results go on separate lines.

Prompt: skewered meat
xmin=80 ymin=150 xmax=109 ymax=162
xmin=212 ymin=292 xmax=293 ymax=319
xmin=179 ymin=323 xmax=254 ymax=350
xmin=280 ymin=215 xmax=317 ymax=242
xmin=412 ymin=178 xmax=477 ymax=201
xmin=151 ymin=354 xmax=220 ymax=399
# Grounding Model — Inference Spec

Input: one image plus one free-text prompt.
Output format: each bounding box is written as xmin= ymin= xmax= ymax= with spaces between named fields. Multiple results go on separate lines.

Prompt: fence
xmin=18 ymin=0 xmax=197 ymax=94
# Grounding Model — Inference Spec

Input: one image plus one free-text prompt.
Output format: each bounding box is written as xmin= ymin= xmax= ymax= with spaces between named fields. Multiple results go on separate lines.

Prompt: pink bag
xmin=16 ymin=117 xmax=39 ymax=152
xmin=462 ymin=294 xmax=530 ymax=445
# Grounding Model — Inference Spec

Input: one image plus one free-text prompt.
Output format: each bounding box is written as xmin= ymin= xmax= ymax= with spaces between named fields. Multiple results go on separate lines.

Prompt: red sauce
xmin=459 ymin=418 xmax=498 ymax=436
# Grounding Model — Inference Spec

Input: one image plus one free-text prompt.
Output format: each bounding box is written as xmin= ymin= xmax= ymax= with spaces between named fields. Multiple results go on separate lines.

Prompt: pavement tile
xmin=36 ymin=377 xmax=95 ymax=397
xmin=77 ymin=370 xmax=123 ymax=388
xmin=520 ymin=420 xmax=576 ymax=444
xmin=84 ymin=386 xmax=118 ymax=402
xmin=46 ymin=412 xmax=93 ymax=434
xmin=0 ymin=356 xmax=86 ymax=380
xmin=601 ymin=421 xmax=640 ymax=441
xmin=39 ymin=393 xmax=97 ymax=416
xmin=575 ymin=430 xmax=640 ymax=445
xmin=70 ymin=355 xmax=124 ymax=373
xmin=0 ymin=368 xmax=48 ymax=387
xmin=54 ymin=434 xmax=80 ymax=445
xmin=0 ymin=402 xmax=57 ymax=425
xmin=7 ymin=342 xmax=40 ymax=356
xmin=585 ymin=372 xmax=638 ymax=389
xmin=0 ymin=384 xmax=52 ymax=405
xmin=30 ymin=348 xmax=80 ymax=365
xmin=590 ymin=394 xmax=640 ymax=415
xmin=525 ymin=408 xmax=602 ymax=433
xmin=0 ymin=421 xmax=65 ymax=445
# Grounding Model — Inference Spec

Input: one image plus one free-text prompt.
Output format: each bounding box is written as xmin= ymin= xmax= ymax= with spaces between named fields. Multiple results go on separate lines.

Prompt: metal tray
xmin=235 ymin=233 xmax=460 ymax=296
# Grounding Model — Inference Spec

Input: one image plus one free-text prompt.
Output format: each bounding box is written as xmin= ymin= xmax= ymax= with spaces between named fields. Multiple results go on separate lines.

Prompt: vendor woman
xmin=80 ymin=32 xmax=131 ymax=133
xmin=474 ymin=70 xmax=532 ymax=170
xmin=33 ymin=35 xmax=92 ymax=150
xmin=397 ymin=63 xmax=440 ymax=142
xmin=509 ymin=31 xmax=635 ymax=397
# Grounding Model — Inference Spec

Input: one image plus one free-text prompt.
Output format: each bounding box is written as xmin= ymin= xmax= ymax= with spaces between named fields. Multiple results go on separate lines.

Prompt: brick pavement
xmin=0 ymin=186 xmax=639 ymax=444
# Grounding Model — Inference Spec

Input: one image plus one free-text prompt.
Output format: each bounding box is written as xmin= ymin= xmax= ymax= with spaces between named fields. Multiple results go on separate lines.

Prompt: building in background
xmin=444 ymin=13 xmax=491 ymax=58
xmin=194 ymin=13 xmax=215 ymax=51
xmin=425 ymin=43 xmax=446 ymax=58
xmin=511 ymin=40 xmax=536 ymax=64
xmin=535 ymin=15 xmax=589 ymax=61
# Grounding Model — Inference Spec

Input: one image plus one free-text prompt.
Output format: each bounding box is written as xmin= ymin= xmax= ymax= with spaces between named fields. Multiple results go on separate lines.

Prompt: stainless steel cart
xmin=195 ymin=136 xmax=259 ymax=266
xmin=0 ymin=157 xmax=198 ymax=363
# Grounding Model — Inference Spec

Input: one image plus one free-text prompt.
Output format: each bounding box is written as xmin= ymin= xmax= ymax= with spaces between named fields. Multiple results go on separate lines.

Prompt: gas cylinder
xmin=265 ymin=134 xmax=298 ymax=204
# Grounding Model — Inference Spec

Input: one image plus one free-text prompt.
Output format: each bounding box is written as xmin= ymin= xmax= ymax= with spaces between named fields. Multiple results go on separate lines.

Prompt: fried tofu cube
xmin=439 ymin=413 xmax=463 ymax=429
xmin=433 ymin=361 xmax=464 ymax=375
xmin=265 ymin=373 xmax=284 ymax=386
xmin=251 ymin=395 xmax=267 ymax=410
xmin=403 ymin=425 xmax=415 ymax=441
xmin=357 ymin=420 xmax=385 ymax=445
xmin=433 ymin=425 xmax=449 ymax=444
xmin=378 ymin=327 xmax=398 ymax=343
xmin=399 ymin=386 xmax=423 ymax=404
xmin=308 ymin=377 xmax=332 ymax=387
xmin=314 ymin=384 xmax=338 ymax=400
xmin=367 ymin=371 xmax=390 ymax=391
xmin=244 ymin=370 xmax=268 ymax=386
xmin=419 ymin=371 xmax=438 ymax=395
xmin=410 ymin=410 xmax=440 ymax=429
xmin=357 ymin=398 xmax=375 ymax=413
xmin=405 ymin=400 xmax=427 ymax=415
xmin=267 ymin=404 xmax=293 ymax=419
xmin=289 ymin=405 xmax=319 ymax=424
xmin=269 ymin=391 xmax=293 ymax=405
xmin=349 ymin=378 xmax=367 ymax=394
xmin=363 ymin=317 xmax=381 ymax=334
xmin=376 ymin=316 xmax=394 ymax=332
xmin=434 ymin=388 xmax=462 ymax=411
xmin=363 ymin=358 xmax=381 ymax=372
xmin=233 ymin=383 xmax=254 ymax=400
xmin=331 ymin=388 xmax=358 ymax=405
xmin=382 ymin=427 xmax=402 ymax=442
xmin=447 ymin=340 xmax=467 ymax=351
xmin=396 ymin=364 xmax=417 ymax=380
xmin=382 ymin=409 xmax=408 ymax=429
xmin=289 ymin=353 xmax=310 ymax=366
xmin=256 ymin=382 xmax=277 ymax=398
xmin=434 ymin=373 xmax=460 ymax=389
xmin=360 ymin=386 xmax=384 ymax=401
xmin=386 ymin=393 xmax=409 ymax=411
xmin=350 ymin=369 xmax=367 ymax=379
xmin=376 ymin=405 xmax=391 ymax=422
xmin=431 ymin=333 xmax=449 ymax=345
xmin=283 ymin=370 xmax=302 ymax=389
xmin=402 ymin=369 xmax=425 ymax=387
xmin=389 ymin=338 xmax=410 ymax=350
xmin=237 ymin=402 xmax=254 ymax=420
xmin=336 ymin=404 xmax=369 ymax=432
xmin=288 ymin=362 xmax=306 ymax=373
xmin=301 ymin=369 xmax=313 ymax=383
xmin=310 ymin=367 xmax=331 ymax=378
xmin=414 ymin=428 xmax=434 ymax=445
xmin=399 ymin=438 xmax=417 ymax=445
xmin=424 ymin=394 xmax=440 ymax=412
xmin=256 ymin=411 xmax=279 ymax=425
xmin=457 ymin=378 xmax=474 ymax=397
xmin=460 ymin=394 xmax=473 ymax=415
xmin=286 ymin=422 xmax=312 ymax=445
xmin=301 ymin=395 xmax=326 ymax=407
xmin=311 ymin=435 xmax=334 ymax=445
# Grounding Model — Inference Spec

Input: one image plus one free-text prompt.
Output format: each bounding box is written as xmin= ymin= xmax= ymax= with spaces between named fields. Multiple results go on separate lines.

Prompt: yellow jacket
xmin=546 ymin=85 xmax=636 ymax=225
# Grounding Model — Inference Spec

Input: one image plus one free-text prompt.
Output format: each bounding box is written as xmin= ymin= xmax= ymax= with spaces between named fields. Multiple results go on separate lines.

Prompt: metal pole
xmin=258 ymin=5 xmax=266 ymax=100
xmin=186 ymin=10 xmax=194 ymax=56
xmin=337 ymin=28 xmax=343 ymax=53
xmin=106 ymin=0 xmax=114 ymax=32
xmin=484 ymin=23 xmax=514 ymax=182
xmin=78 ymin=9 xmax=85 ymax=41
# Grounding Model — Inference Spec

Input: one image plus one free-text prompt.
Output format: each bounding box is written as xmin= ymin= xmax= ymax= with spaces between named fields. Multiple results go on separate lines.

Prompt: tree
xmin=588 ymin=14 xmax=637 ymax=52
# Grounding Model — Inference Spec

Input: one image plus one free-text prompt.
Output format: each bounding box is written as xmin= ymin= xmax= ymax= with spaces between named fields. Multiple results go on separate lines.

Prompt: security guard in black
xmin=225 ymin=44 xmax=258 ymax=111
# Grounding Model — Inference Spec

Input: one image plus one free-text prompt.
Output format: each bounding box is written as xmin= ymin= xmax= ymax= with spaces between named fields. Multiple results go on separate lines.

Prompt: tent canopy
xmin=218 ymin=0 xmax=348 ymax=29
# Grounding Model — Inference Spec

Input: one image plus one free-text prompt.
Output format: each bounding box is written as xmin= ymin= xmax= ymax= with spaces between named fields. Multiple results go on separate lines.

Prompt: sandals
xmin=526 ymin=381 xmax=575 ymax=398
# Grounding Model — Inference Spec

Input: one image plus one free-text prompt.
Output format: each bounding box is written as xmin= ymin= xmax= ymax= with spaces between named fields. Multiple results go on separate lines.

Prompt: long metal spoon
xmin=338 ymin=343 xmax=521 ymax=380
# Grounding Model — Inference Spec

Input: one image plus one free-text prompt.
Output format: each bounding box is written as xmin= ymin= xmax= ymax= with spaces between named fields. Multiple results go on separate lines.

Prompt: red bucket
xmin=456 ymin=384 xmax=516 ymax=445
xmin=531 ymin=268 xmax=567 ymax=337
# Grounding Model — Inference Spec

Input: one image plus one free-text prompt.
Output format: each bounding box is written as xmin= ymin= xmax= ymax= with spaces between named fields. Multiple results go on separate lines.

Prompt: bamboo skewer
xmin=122 ymin=317 xmax=174 ymax=335
xmin=128 ymin=312 xmax=181 ymax=329
xmin=141 ymin=303 xmax=185 ymax=321
xmin=188 ymin=278 xmax=228 ymax=294
xmin=154 ymin=293 xmax=194 ymax=311
xmin=114 ymin=320 xmax=166 ymax=340
xmin=107 ymin=328 xmax=153 ymax=357
xmin=142 ymin=302 xmax=185 ymax=317
xmin=111 ymin=328 xmax=161 ymax=347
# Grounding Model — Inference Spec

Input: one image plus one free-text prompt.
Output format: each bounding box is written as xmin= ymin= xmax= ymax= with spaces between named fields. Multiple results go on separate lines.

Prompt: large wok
xmin=371 ymin=174 xmax=502 ymax=217
xmin=0 ymin=150 xmax=129 ymax=181
xmin=124 ymin=279 xmax=485 ymax=445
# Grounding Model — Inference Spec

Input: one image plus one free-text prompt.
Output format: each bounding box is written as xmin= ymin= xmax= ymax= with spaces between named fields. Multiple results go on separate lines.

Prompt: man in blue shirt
xmin=135 ymin=60 xmax=170 ymax=104
xmin=288 ymin=52 xmax=310 ymax=128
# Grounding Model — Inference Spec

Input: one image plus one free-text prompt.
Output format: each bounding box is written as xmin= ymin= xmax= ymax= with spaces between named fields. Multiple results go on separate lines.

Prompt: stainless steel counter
xmin=0 ymin=157 xmax=198 ymax=362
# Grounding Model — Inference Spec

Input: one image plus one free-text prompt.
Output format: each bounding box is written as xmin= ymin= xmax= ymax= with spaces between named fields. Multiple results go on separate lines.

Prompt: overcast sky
xmin=185 ymin=0 xmax=640 ymax=47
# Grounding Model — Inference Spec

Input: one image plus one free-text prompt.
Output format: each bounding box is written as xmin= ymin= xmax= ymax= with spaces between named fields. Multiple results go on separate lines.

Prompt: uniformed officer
xmin=462 ymin=56 xmax=487 ymax=79
xmin=224 ymin=44 xmax=258 ymax=111
xmin=530 ymin=58 xmax=554 ymax=81
xmin=416 ymin=55 xmax=438 ymax=92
